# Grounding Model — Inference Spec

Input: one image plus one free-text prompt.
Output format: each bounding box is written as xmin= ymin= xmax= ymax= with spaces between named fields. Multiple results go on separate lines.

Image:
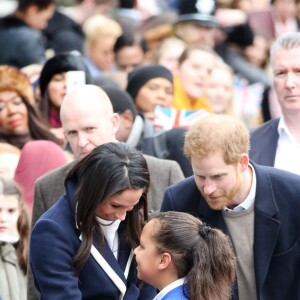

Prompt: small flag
xmin=153 ymin=106 xmax=209 ymax=130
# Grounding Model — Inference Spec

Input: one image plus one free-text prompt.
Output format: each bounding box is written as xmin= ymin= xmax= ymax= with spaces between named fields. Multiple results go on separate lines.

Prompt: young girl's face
xmin=134 ymin=219 xmax=161 ymax=287
xmin=0 ymin=194 xmax=20 ymax=240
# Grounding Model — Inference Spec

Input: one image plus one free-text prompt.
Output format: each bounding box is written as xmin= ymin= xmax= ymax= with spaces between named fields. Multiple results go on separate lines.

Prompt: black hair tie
xmin=199 ymin=223 xmax=212 ymax=239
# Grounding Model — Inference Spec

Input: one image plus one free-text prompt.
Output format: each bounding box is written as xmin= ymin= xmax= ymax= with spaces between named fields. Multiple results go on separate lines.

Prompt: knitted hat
xmin=39 ymin=51 xmax=88 ymax=97
xmin=0 ymin=65 xmax=35 ymax=105
xmin=102 ymin=85 xmax=137 ymax=119
xmin=176 ymin=0 xmax=218 ymax=28
xmin=126 ymin=64 xmax=173 ymax=101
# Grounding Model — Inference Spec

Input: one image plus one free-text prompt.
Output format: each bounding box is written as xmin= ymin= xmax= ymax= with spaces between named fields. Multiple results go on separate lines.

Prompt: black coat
xmin=43 ymin=10 xmax=85 ymax=55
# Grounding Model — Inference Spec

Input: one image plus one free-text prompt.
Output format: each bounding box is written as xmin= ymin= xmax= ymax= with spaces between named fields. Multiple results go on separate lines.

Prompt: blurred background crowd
xmin=0 ymin=0 xmax=299 ymax=298
xmin=1 ymin=0 xmax=299 ymax=207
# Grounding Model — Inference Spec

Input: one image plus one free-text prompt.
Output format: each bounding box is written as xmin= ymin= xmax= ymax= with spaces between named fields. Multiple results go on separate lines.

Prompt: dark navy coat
xmin=161 ymin=162 xmax=300 ymax=300
xmin=30 ymin=178 xmax=156 ymax=300
xmin=250 ymin=118 xmax=280 ymax=167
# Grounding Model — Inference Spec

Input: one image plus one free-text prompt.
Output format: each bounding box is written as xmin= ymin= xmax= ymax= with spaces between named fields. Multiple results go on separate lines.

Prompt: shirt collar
xmin=277 ymin=117 xmax=298 ymax=143
xmin=153 ymin=277 xmax=186 ymax=300
xmin=224 ymin=164 xmax=256 ymax=212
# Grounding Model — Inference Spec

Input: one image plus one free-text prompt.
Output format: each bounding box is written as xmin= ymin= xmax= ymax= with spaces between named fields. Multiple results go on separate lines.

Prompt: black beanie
xmin=39 ymin=51 xmax=89 ymax=97
xmin=102 ymin=85 xmax=137 ymax=119
xmin=126 ymin=64 xmax=173 ymax=101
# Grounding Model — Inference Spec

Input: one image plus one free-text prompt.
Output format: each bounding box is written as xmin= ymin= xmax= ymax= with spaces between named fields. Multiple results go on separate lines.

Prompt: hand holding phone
xmin=66 ymin=71 xmax=86 ymax=93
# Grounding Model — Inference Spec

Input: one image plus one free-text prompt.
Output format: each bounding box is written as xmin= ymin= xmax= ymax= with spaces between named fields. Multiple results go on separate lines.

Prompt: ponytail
xmin=188 ymin=225 xmax=236 ymax=300
xmin=150 ymin=212 xmax=236 ymax=300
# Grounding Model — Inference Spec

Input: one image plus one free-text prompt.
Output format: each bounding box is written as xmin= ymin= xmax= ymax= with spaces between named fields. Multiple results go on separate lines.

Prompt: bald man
xmin=28 ymin=85 xmax=184 ymax=299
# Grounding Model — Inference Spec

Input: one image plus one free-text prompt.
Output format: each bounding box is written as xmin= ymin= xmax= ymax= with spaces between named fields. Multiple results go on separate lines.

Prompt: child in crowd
xmin=134 ymin=211 xmax=236 ymax=300
xmin=205 ymin=62 xmax=236 ymax=116
xmin=0 ymin=177 xmax=30 ymax=300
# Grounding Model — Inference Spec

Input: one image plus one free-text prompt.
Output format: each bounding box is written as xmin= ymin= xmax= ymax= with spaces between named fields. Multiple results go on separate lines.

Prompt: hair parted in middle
xmin=0 ymin=176 xmax=30 ymax=274
xmin=184 ymin=114 xmax=250 ymax=164
xmin=178 ymin=44 xmax=216 ymax=66
xmin=66 ymin=142 xmax=150 ymax=275
xmin=150 ymin=211 xmax=236 ymax=300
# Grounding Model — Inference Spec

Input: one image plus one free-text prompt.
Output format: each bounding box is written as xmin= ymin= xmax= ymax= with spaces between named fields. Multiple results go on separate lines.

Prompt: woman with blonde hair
xmin=205 ymin=61 xmax=236 ymax=116
xmin=83 ymin=15 xmax=122 ymax=77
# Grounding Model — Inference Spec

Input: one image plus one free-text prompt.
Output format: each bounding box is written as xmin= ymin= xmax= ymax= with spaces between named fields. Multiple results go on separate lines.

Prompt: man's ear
xmin=158 ymin=253 xmax=172 ymax=271
xmin=239 ymin=153 xmax=249 ymax=172
xmin=111 ymin=112 xmax=120 ymax=134
xmin=119 ymin=109 xmax=134 ymax=130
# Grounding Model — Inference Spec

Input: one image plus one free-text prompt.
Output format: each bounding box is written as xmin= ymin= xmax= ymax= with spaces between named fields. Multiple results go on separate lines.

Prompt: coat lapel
xmin=89 ymin=241 xmax=127 ymax=298
xmin=250 ymin=119 xmax=279 ymax=166
xmin=70 ymin=179 xmax=134 ymax=300
xmin=261 ymin=120 xmax=279 ymax=166
xmin=253 ymin=164 xmax=280 ymax=295
xmin=80 ymin=233 xmax=133 ymax=300
xmin=0 ymin=242 xmax=18 ymax=265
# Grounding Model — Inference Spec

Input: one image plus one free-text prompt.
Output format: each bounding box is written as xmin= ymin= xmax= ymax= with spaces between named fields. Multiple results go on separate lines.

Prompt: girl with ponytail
xmin=134 ymin=211 xmax=237 ymax=300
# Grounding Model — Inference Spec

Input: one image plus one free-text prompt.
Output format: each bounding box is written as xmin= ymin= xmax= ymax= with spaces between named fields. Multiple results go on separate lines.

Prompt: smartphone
xmin=66 ymin=71 xmax=86 ymax=93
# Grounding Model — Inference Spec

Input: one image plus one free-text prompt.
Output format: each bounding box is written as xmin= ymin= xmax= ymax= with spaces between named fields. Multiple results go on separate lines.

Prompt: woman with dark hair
xmin=38 ymin=51 xmax=90 ymax=143
xmin=0 ymin=176 xmax=31 ymax=300
xmin=38 ymin=52 xmax=89 ymax=127
xmin=134 ymin=211 xmax=237 ymax=300
xmin=30 ymin=142 xmax=156 ymax=299
xmin=0 ymin=65 xmax=61 ymax=149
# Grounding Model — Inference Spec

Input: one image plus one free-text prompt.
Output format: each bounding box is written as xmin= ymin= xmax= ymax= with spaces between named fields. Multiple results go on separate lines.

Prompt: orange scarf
xmin=172 ymin=76 xmax=212 ymax=111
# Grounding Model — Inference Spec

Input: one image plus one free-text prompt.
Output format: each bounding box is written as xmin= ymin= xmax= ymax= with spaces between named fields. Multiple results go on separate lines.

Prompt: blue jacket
xmin=161 ymin=162 xmax=300 ymax=300
xmin=250 ymin=118 xmax=280 ymax=167
xmin=30 ymin=178 xmax=156 ymax=299
xmin=161 ymin=285 xmax=189 ymax=300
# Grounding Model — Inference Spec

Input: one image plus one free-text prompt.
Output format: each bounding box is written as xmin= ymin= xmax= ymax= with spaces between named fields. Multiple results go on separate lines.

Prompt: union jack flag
xmin=233 ymin=78 xmax=264 ymax=128
xmin=153 ymin=106 xmax=210 ymax=130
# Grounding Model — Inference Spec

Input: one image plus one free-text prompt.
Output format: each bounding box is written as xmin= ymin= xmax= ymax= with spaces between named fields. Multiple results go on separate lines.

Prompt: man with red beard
xmin=161 ymin=114 xmax=300 ymax=300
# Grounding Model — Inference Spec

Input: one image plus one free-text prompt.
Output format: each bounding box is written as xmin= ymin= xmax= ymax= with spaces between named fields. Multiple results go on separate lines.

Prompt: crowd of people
xmin=0 ymin=0 xmax=300 ymax=299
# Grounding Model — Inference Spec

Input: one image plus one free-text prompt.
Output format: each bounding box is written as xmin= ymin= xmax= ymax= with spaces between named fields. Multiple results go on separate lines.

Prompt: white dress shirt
xmin=274 ymin=117 xmax=300 ymax=175
xmin=97 ymin=217 xmax=121 ymax=259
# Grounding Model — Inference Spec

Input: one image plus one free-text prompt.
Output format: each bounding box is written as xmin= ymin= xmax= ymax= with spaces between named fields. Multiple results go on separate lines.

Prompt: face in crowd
xmin=0 ymin=91 xmax=29 ymax=134
xmin=60 ymin=85 xmax=119 ymax=160
xmin=178 ymin=48 xmax=216 ymax=100
xmin=135 ymin=78 xmax=173 ymax=113
xmin=272 ymin=46 xmax=300 ymax=115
